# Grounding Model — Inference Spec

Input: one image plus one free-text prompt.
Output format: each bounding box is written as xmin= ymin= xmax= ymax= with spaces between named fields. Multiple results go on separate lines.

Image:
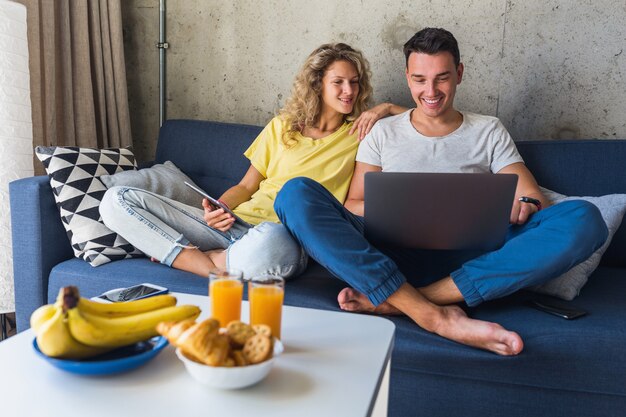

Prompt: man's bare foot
xmin=337 ymin=287 xmax=403 ymax=315
xmin=432 ymin=305 xmax=523 ymax=356
xmin=203 ymin=249 xmax=226 ymax=269
xmin=338 ymin=287 xmax=523 ymax=355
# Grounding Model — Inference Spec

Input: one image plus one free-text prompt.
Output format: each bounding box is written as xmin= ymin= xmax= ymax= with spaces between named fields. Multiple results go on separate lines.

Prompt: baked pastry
xmin=204 ymin=334 xmax=231 ymax=366
xmin=226 ymin=320 xmax=256 ymax=347
xmin=252 ymin=324 xmax=272 ymax=339
xmin=162 ymin=318 xmax=275 ymax=367
xmin=243 ymin=334 xmax=272 ymax=364
xmin=176 ymin=318 xmax=220 ymax=363
xmin=231 ymin=349 xmax=249 ymax=366
xmin=156 ymin=318 xmax=196 ymax=347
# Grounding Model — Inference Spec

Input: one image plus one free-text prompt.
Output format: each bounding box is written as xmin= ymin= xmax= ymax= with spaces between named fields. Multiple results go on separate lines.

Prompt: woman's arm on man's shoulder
xmin=350 ymin=103 xmax=409 ymax=141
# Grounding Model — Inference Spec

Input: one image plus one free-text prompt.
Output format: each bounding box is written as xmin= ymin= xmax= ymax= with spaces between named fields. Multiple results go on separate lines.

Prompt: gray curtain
xmin=17 ymin=0 xmax=132 ymax=175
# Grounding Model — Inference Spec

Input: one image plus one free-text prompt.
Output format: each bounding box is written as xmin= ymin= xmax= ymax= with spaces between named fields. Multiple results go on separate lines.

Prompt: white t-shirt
xmin=356 ymin=110 xmax=523 ymax=173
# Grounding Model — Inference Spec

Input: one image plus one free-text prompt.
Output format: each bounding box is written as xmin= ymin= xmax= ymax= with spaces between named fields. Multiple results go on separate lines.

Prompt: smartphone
xmin=528 ymin=298 xmax=588 ymax=320
xmin=184 ymin=181 xmax=251 ymax=227
xmin=96 ymin=283 xmax=168 ymax=303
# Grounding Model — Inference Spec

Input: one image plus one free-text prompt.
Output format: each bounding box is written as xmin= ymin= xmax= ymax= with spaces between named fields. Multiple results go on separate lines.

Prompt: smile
xmin=422 ymin=97 xmax=442 ymax=105
xmin=339 ymin=98 xmax=354 ymax=107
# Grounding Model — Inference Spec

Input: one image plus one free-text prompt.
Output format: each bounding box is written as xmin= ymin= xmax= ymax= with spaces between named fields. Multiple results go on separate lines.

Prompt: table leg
xmin=371 ymin=360 xmax=390 ymax=417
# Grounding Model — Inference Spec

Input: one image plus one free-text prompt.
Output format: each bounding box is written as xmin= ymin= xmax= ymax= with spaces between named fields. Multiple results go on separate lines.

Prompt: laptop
xmin=364 ymin=172 xmax=518 ymax=251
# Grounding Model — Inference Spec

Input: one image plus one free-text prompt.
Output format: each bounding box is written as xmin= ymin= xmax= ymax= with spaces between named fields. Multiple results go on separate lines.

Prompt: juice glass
xmin=209 ymin=268 xmax=243 ymax=327
xmin=249 ymin=275 xmax=285 ymax=339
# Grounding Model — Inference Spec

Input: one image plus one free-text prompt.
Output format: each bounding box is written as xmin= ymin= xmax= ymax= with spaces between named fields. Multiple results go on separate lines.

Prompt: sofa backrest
xmin=516 ymin=140 xmax=626 ymax=196
xmin=155 ymin=119 xmax=261 ymax=197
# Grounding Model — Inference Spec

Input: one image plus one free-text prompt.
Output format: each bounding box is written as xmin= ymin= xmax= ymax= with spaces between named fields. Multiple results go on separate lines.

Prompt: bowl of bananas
xmin=32 ymin=335 xmax=169 ymax=375
xmin=158 ymin=318 xmax=283 ymax=389
xmin=30 ymin=286 xmax=201 ymax=375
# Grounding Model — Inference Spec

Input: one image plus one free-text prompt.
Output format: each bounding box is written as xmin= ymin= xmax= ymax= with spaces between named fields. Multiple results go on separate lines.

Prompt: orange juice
xmin=249 ymin=285 xmax=284 ymax=339
xmin=210 ymin=279 xmax=243 ymax=326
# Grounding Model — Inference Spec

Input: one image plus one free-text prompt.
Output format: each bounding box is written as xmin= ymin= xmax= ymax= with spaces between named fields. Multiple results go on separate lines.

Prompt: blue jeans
xmin=274 ymin=177 xmax=608 ymax=307
xmin=100 ymin=186 xmax=308 ymax=279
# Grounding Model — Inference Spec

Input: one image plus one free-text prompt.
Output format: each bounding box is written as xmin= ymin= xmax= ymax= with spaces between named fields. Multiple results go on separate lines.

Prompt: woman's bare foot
xmin=337 ymin=287 xmax=403 ymax=315
xmin=432 ymin=305 xmax=523 ymax=356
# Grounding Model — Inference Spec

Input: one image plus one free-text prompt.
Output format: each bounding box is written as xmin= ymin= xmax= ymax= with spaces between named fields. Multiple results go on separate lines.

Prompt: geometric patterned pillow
xmin=35 ymin=146 xmax=144 ymax=266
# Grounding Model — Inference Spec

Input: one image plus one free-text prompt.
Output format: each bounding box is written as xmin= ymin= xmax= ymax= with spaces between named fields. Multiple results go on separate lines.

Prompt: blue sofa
xmin=10 ymin=119 xmax=626 ymax=417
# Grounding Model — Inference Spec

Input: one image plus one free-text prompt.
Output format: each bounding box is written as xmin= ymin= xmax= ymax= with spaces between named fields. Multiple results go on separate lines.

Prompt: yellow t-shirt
xmin=233 ymin=116 xmax=358 ymax=225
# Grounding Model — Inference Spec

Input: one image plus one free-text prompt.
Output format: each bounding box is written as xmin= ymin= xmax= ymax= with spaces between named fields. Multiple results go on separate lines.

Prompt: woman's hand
xmin=350 ymin=103 xmax=392 ymax=141
xmin=203 ymin=198 xmax=235 ymax=231
xmin=350 ymin=103 xmax=408 ymax=141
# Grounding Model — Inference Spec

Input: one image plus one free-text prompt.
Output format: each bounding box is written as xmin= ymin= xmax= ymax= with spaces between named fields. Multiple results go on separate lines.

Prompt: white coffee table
xmin=0 ymin=292 xmax=395 ymax=417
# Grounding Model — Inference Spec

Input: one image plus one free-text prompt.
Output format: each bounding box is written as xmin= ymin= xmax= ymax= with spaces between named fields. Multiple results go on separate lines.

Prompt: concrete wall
xmin=121 ymin=0 xmax=626 ymax=163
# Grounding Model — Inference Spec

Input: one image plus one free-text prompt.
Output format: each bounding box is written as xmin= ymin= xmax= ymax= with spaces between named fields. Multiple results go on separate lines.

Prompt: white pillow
xmin=100 ymin=160 xmax=205 ymax=208
xmin=530 ymin=188 xmax=626 ymax=300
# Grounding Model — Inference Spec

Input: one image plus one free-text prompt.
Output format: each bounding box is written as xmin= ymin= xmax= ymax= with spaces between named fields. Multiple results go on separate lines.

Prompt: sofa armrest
xmin=9 ymin=176 xmax=73 ymax=332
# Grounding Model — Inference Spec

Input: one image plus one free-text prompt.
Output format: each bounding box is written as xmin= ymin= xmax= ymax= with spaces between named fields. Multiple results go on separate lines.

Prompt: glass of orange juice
xmin=209 ymin=268 xmax=243 ymax=327
xmin=249 ymin=275 xmax=285 ymax=340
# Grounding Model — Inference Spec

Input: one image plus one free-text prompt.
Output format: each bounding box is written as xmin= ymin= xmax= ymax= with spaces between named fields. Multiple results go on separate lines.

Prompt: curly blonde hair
xmin=279 ymin=43 xmax=373 ymax=147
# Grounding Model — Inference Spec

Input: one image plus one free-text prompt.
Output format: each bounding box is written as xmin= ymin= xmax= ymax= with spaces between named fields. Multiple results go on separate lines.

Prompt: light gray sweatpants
xmin=99 ymin=186 xmax=308 ymax=279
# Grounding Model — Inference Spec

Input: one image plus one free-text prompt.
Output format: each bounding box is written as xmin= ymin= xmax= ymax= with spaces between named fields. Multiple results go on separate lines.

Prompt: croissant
xmin=172 ymin=318 xmax=220 ymax=363
xmin=203 ymin=334 xmax=231 ymax=366
xmin=156 ymin=318 xmax=196 ymax=347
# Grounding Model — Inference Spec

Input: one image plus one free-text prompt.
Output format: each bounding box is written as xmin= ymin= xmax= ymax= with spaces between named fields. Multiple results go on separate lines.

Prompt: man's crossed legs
xmin=274 ymin=177 xmax=608 ymax=355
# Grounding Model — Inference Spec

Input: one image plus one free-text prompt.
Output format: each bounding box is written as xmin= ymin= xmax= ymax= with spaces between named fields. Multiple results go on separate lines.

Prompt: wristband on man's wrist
xmin=519 ymin=196 xmax=542 ymax=211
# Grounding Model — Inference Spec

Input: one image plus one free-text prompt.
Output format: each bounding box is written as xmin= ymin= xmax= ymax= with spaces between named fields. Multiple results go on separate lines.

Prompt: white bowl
xmin=175 ymin=340 xmax=283 ymax=389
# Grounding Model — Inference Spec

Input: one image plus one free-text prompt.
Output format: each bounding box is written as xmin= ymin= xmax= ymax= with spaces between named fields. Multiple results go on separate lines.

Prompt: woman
xmin=100 ymin=43 xmax=400 ymax=279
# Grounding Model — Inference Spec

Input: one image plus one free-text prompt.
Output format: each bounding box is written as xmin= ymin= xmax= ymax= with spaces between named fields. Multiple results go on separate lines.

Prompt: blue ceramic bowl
xmin=32 ymin=336 xmax=168 ymax=375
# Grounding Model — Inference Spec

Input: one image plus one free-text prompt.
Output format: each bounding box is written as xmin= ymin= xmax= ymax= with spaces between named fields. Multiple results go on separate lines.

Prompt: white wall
xmin=121 ymin=0 xmax=626 ymax=162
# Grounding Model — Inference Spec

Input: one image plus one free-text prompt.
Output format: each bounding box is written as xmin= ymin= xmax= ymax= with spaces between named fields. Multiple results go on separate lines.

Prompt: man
xmin=274 ymin=28 xmax=607 ymax=355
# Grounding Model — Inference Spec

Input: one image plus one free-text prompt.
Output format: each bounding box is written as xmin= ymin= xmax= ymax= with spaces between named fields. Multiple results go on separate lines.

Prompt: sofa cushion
xmin=530 ymin=190 xmax=626 ymax=300
xmin=35 ymin=146 xmax=143 ymax=266
xmin=100 ymin=160 xmax=205 ymax=207
xmin=47 ymin=258 xmax=209 ymax=303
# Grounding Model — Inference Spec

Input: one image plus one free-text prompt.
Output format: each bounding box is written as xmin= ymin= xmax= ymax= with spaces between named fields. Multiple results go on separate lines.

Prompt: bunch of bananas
xmin=31 ymin=286 xmax=201 ymax=359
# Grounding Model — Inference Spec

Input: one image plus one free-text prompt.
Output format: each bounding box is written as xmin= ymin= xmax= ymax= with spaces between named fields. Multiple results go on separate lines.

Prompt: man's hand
xmin=510 ymin=199 xmax=539 ymax=225
xmin=203 ymin=198 xmax=235 ymax=231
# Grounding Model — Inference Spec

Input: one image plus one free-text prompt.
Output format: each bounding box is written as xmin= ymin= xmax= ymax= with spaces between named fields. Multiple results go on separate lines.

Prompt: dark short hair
xmin=403 ymin=28 xmax=460 ymax=67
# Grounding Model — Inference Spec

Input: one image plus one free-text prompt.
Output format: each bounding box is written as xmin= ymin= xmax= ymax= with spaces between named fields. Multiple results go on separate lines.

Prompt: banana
xmin=78 ymin=294 xmax=177 ymax=317
xmin=68 ymin=304 xmax=201 ymax=348
xmin=30 ymin=304 xmax=58 ymax=336
xmin=34 ymin=286 xmax=200 ymax=352
xmin=36 ymin=307 xmax=110 ymax=359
